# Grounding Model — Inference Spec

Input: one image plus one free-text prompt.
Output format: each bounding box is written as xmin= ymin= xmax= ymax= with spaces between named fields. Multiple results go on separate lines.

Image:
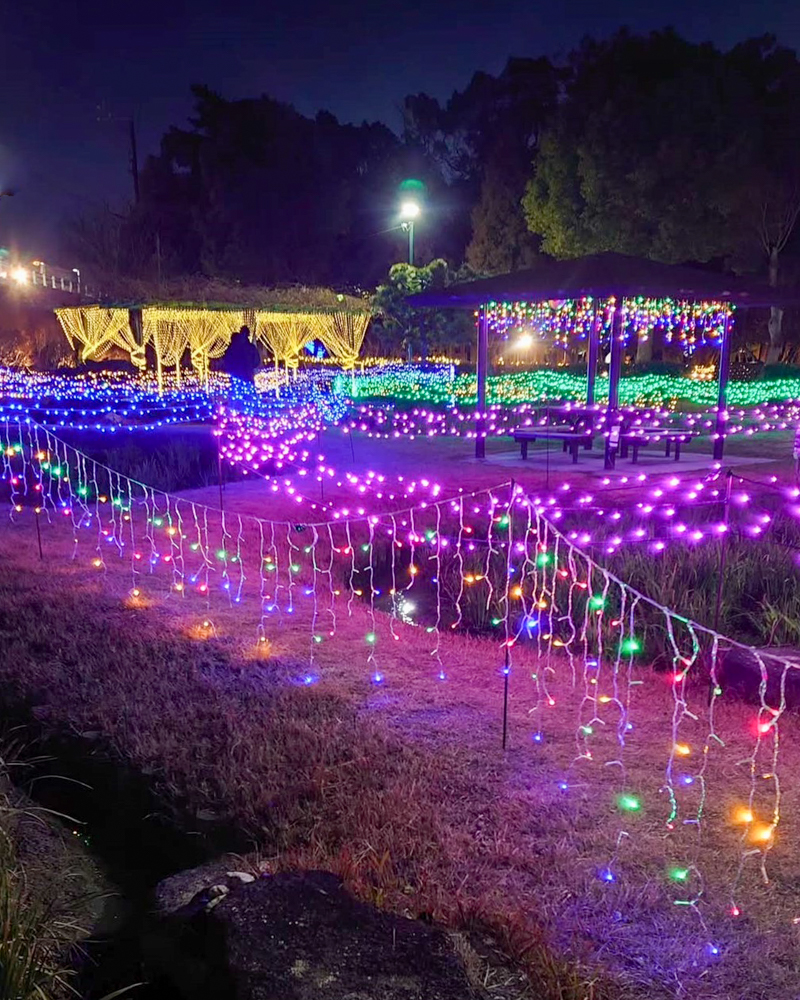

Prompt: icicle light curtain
xmin=154 ymin=308 xmax=243 ymax=387
xmin=56 ymin=305 xmax=371 ymax=385
xmin=315 ymin=311 xmax=371 ymax=369
xmin=56 ymin=307 xmax=136 ymax=366
xmin=252 ymin=311 xmax=318 ymax=369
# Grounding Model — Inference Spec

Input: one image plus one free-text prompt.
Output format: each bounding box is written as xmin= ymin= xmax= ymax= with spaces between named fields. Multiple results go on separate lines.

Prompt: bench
xmin=513 ymin=428 xmax=594 ymax=464
xmin=620 ymin=428 xmax=697 ymax=463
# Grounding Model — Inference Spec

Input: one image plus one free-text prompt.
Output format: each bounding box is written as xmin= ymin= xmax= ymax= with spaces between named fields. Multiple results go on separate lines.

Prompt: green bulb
xmin=589 ymin=595 xmax=605 ymax=610
xmin=617 ymin=794 xmax=641 ymax=812
xmin=216 ymin=549 xmax=227 ymax=560
xmin=365 ymin=632 xmax=376 ymax=644
xmin=621 ymin=637 xmax=641 ymax=655
xmin=669 ymin=867 xmax=689 ymax=882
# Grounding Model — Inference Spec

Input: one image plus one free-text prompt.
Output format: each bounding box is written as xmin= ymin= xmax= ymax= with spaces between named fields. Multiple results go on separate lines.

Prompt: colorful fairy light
xmin=2 ymin=396 xmax=800 ymax=984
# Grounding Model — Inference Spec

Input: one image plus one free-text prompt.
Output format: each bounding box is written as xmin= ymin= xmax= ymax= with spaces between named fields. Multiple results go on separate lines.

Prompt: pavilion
xmin=409 ymin=253 xmax=797 ymax=468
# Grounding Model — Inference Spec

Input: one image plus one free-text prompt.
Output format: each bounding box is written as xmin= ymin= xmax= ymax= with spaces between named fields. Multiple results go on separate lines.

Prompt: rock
xmin=148 ymin=868 xmax=475 ymax=1000
xmin=718 ymin=646 xmax=800 ymax=708
xmin=155 ymin=854 xmax=262 ymax=914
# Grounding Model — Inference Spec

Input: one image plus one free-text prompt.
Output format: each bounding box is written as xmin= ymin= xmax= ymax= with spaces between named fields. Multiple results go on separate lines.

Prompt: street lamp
xmin=399 ymin=200 xmax=420 ymax=265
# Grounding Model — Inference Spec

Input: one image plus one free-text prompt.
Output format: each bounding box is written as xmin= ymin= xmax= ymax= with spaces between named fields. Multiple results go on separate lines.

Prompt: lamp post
xmin=399 ymin=200 xmax=420 ymax=265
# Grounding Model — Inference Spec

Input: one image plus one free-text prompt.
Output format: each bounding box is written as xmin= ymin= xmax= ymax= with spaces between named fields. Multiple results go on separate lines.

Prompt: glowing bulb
xmin=399 ymin=200 xmax=420 ymax=220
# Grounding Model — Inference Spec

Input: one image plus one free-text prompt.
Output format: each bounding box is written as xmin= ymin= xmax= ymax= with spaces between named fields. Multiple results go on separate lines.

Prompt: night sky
xmin=1 ymin=0 xmax=798 ymax=261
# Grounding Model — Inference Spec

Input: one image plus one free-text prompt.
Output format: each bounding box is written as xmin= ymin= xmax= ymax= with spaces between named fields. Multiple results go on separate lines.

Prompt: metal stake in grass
xmin=713 ymin=469 xmax=733 ymax=634
xmin=502 ymin=479 xmax=515 ymax=750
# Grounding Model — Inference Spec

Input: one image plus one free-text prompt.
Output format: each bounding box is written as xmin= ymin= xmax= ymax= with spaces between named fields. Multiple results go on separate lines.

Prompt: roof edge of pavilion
xmin=407 ymin=252 xmax=800 ymax=310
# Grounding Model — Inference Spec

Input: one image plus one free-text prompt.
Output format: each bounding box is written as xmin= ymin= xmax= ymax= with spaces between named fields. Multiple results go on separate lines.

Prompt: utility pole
xmin=129 ymin=118 xmax=140 ymax=204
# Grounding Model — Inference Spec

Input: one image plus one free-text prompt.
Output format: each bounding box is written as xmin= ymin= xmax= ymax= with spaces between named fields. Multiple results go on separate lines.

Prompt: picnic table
xmin=619 ymin=427 xmax=698 ymax=462
xmin=513 ymin=426 xmax=594 ymax=463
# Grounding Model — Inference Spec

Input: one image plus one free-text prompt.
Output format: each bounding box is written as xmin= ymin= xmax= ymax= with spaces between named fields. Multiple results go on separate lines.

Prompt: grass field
xmin=1 ymin=453 xmax=799 ymax=1000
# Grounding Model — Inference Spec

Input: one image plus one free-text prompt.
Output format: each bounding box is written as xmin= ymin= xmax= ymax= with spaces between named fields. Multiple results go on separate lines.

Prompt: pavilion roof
xmin=408 ymin=253 xmax=798 ymax=309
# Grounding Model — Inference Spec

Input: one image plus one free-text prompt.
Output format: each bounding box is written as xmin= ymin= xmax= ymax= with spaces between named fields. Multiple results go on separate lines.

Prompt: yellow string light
xmin=55 ymin=307 xmax=133 ymax=364
xmin=314 ymin=311 xmax=371 ymax=369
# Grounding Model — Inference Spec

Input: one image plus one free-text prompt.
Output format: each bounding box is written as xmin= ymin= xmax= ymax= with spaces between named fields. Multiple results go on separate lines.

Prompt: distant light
xmin=11 ymin=266 xmax=28 ymax=284
xmin=400 ymin=200 xmax=421 ymax=220
xmin=516 ymin=332 xmax=535 ymax=349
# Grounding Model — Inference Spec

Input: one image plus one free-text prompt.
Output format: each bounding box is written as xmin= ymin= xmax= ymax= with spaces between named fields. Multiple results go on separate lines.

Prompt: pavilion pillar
xmin=475 ymin=304 xmax=489 ymax=459
xmin=604 ymin=295 xmax=624 ymax=470
xmin=713 ymin=312 xmax=732 ymax=461
xmin=586 ymin=306 xmax=600 ymax=406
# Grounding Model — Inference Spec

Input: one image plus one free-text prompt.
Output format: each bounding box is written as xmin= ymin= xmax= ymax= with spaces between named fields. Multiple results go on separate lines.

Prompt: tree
xmin=467 ymin=139 xmax=541 ymax=273
xmin=523 ymin=30 xmax=736 ymax=263
xmin=523 ymin=30 xmax=800 ymax=359
xmin=723 ymin=37 xmax=800 ymax=361
xmin=372 ymin=260 xmax=474 ymax=359
xmin=404 ymin=58 xmax=560 ymax=273
xmin=101 ymin=86 xmax=446 ymax=289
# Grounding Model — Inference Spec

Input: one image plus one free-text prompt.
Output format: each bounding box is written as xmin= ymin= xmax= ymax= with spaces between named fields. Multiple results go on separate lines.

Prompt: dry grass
xmin=1 ymin=493 xmax=800 ymax=1000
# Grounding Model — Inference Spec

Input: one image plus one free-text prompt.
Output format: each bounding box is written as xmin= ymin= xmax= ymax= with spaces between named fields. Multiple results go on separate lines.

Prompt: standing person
xmin=219 ymin=327 xmax=261 ymax=383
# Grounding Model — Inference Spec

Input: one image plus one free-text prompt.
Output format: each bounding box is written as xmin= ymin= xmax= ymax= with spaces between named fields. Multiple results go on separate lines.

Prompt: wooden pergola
xmin=410 ymin=253 xmax=796 ymax=467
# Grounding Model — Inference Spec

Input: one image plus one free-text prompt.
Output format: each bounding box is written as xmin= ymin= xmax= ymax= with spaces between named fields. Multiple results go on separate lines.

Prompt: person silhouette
xmin=219 ymin=327 xmax=261 ymax=383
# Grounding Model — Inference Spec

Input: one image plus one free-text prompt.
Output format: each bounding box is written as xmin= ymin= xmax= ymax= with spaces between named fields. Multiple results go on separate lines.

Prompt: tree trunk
xmin=767 ymin=246 xmax=783 ymax=365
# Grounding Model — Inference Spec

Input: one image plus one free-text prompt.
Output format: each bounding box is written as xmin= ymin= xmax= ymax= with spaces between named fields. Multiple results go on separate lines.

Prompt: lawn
xmin=1 ymin=427 xmax=799 ymax=1000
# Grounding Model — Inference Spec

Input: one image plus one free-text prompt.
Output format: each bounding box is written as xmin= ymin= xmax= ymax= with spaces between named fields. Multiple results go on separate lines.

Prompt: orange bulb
xmin=674 ymin=743 xmax=691 ymax=756
xmin=732 ymin=806 xmax=753 ymax=825
xmin=750 ymin=823 xmax=775 ymax=845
